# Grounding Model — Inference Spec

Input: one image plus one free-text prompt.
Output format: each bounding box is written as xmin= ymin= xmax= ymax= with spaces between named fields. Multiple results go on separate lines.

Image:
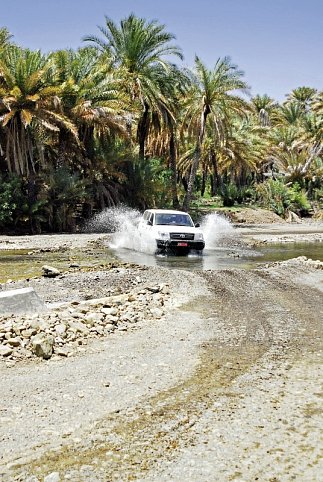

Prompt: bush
xmin=256 ymin=180 xmax=311 ymax=216
xmin=0 ymin=174 xmax=24 ymax=227
xmin=221 ymin=183 xmax=238 ymax=207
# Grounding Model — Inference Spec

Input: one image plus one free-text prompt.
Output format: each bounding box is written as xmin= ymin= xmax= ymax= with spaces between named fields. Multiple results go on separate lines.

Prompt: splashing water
xmin=200 ymin=213 xmax=234 ymax=250
xmin=84 ymin=207 xmax=234 ymax=254
xmin=83 ymin=206 xmax=156 ymax=254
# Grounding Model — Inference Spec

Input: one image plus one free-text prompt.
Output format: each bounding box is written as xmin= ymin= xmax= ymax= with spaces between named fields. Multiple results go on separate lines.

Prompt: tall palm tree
xmin=181 ymin=56 xmax=249 ymax=211
xmin=286 ymin=86 xmax=317 ymax=113
xmin=84 ymin=14 xmax=183 ymax=159
xmin=251 ymin=94 xmax=278 ymax=127
xmin=0 ymin=46 xmax=75 ymax=176
xmin=52 ymin=47 xmax=128 ymax=167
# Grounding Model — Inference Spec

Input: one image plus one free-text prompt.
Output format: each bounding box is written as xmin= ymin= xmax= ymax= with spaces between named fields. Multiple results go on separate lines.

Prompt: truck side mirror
xmin=195 ymin=223 xmax=200 ymax=227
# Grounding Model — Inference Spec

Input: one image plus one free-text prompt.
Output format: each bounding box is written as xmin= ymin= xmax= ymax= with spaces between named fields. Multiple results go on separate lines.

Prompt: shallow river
xmin=114 ymin=242 xmax=323 ymax=270
xmin=0 ymin=241 xmax=322 ymax=283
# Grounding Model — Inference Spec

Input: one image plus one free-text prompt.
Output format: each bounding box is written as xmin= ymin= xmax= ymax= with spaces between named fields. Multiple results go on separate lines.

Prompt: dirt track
xmin=0 ymin=229 xmax=322 ymax=481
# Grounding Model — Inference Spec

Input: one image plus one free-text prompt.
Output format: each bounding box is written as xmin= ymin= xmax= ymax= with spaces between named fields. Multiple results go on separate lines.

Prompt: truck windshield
xmin=155 ymin=213 xmax=194 ymax=226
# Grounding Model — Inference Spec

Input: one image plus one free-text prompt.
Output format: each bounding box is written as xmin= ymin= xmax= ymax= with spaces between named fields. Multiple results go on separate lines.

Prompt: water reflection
xmin=113 ymin=242 xmax=323 ymax=271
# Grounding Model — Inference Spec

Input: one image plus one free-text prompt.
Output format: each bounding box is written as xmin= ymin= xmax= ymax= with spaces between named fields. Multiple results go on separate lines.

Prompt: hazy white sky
xmin=2 ymin=0 xmax=322 ymax=100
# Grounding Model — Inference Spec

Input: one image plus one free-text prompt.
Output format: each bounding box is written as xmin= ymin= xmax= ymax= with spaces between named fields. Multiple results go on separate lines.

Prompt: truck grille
xmin=170 ymin=233 xmax=194 ymax=240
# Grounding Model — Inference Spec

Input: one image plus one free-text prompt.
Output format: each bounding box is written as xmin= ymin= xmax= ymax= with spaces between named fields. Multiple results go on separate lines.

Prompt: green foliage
xmin=221 ymin=183 xmax=238 ymax=207
xmin=219 ymin=183 xmax=254 ymax=207
xmin=256 ymin=180 xmax=311 ymax=216
xmin=288 ymin=183 xmax=311 ymax=214
xmin=45 ymin=168 xmax=88 ymax=232
xmin=0 ymin=16 xmax=321 ymax=232
xmin=0 ymin=175 xmax=23 ymax=226
xmin=125 ymin=157 xmax=172 ymax=209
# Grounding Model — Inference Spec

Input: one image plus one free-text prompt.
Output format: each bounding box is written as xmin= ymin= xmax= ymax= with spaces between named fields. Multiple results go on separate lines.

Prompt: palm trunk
xmin=201 ymin=162 xmax=207 ymax=197
xmin=182 ymin=107 xmax=208 ymax=211
xmin=169 ymin=129 xmax=179 ymax=209
xmin=182 ymin=145 xmax=201 ymax=211
xmin=137 ymin=101 xmax=150 ymax=160
xmin=211 ymin=151 xmax=223 ymax=196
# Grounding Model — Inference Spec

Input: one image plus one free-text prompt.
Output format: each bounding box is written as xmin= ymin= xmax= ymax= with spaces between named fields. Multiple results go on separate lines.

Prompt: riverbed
xmin=0 ymin=223 xmax=322 ymax=481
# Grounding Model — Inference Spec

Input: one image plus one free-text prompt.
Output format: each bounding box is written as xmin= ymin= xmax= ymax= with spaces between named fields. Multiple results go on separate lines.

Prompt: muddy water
xmin=0 ymin=248 xmax=116 ymax=283
xmin=114 ymin=242 xmax=323 ymax=270
xmin=0 ymin=242 xmax=322 ymax=283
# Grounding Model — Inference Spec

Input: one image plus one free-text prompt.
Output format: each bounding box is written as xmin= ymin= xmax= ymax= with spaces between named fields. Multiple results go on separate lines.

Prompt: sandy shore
xmin=0 ymin=224 xmax=322 ymax=481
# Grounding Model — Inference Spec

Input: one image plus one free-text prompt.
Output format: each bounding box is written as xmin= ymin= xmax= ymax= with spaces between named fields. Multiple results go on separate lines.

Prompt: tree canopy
xmin=0 ymin=14 xmax=322 ymax=232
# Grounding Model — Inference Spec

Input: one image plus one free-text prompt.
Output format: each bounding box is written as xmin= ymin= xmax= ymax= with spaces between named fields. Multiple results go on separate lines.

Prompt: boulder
xmin=31 ymin=333 xmax=54 ymax=359
xmin=0 ymin=287 xmax=46 ymax=315
xmin=42 ymin=265 xmax=61 ymax=277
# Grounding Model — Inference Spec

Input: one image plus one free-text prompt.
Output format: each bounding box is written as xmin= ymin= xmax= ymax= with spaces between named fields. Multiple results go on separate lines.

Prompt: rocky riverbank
xmin=0 ymin=283 xmax=170 ymax=363
xmin=0 ymin=226 xmax=322 ymax=481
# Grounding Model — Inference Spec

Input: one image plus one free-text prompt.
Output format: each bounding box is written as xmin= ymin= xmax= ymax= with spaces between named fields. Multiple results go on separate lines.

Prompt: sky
xmin=1 ymin=0 xmax=322 ymax=101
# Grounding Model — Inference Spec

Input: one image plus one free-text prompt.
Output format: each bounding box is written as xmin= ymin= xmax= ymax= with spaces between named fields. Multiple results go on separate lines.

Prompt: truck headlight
xmin=158 ymin=231 xmax=170 ymax=240
xmin=195 ymin=233 xmax=204 ymax=241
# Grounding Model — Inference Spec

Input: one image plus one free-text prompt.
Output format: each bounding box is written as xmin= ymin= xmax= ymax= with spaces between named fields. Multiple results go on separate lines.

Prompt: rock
xmin=127 ymin=294 xmax=136 ymax=302
xmin=67 ymin=320 xmax=90 ymax=334
xmin=44 ymin=473 xmax=60 ymax=482
xmin=54 ymin=346 xmax=71 ymax=357
xmin=0 ymin=345 xmax=13 ymax=357
xmin=7 ymin=337 xmax=21 ymax=347
xmin=101 ymin=307 xmax=118 ymax=316
xmin=0 ymin=287 xmax=46 ymax=315
xmin=150 ymin=307 xmax=163 ymax=318
xmin=104 ymin=324 xmax=115 ymax=332
xmin=84 ymin=313 xmax=104 ymax=324
xmin=55 ymin=324 xmax=67 ymax=336
xmin=147 ymin=286 xmax=160 ymax=293
xmin=31 ymin=334 xmax=54 ymax=359
xmin=42 ymin=265 xmax=61 ymax=278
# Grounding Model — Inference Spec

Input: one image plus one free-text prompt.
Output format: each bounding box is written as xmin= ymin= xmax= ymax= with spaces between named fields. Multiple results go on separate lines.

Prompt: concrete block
xmin=0 ymin=287 xmax=46 ymax=315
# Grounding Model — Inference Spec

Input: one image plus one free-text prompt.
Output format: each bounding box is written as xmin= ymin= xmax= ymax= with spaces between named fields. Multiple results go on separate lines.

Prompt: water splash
xmin=83 ymin=206 xmax=156 ymax=254
xmin=200 ymin=213 xmax=234 ymax=249
xmin=84 ymin=207 xmax=234 ymax=254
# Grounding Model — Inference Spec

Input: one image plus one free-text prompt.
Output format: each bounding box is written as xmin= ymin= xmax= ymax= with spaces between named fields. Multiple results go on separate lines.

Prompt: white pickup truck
xmin=139 ymin=209 xmax=205 ymax=255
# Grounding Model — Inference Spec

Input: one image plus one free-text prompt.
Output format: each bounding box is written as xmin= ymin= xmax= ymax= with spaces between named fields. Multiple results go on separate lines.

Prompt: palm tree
xmin=84 ymin=14 xmax=183 ymax=159
xmin=286 ymin=86 xmax=317 ymax=113
xmin=0 ymin=27 xmax=13 ymax=52
xmin=181 ymin=56 xmax=249 ymax=211
xmin=52 ymin=47 xmax=128 ymax=168
xmin=0 ymin=46 xmax=76 ymax=176
xmin=278 ymin=102 xmax=304 ymax=126
xmin=251 ymin=94 xmax=278 ymax=127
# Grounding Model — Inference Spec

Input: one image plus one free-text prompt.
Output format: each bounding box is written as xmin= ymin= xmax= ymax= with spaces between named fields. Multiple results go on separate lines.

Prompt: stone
xmin=44 ymin=473 xmax=60 ymax=482
xmin=147 ymin=285 xmax=160 ymax=293
xmin=0 ymin=345 xmax=13 ymax=357
xmin=55 ymin=324 xmax=67 ymax=336
xmin=150 ymin=308 xmax=163 ymax=318
xmin=0 ymin=287 xmax=46 ymax=315
xmin=42 ymin=265 xmax=61 ymax=278
xmin=54 ymin=346 xmax=70 ymax=357
xmin=101 ymin=307 xmax=118 ymax=316
xmin=84 ymin=313 xmax=104 ymax=324
xmin=7 ymin=337 xmax=21 ymax=347
xmin=31 ymin=334 xmax=54 ymax=359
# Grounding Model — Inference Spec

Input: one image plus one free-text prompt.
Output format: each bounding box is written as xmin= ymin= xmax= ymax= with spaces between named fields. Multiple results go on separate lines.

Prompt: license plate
xmin=177 ymin=242 xmax=188 ymax=247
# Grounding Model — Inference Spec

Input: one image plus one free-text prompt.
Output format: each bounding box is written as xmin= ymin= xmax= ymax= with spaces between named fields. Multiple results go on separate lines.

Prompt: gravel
xmin=0 ymin=231 xmax=322 ymax=481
